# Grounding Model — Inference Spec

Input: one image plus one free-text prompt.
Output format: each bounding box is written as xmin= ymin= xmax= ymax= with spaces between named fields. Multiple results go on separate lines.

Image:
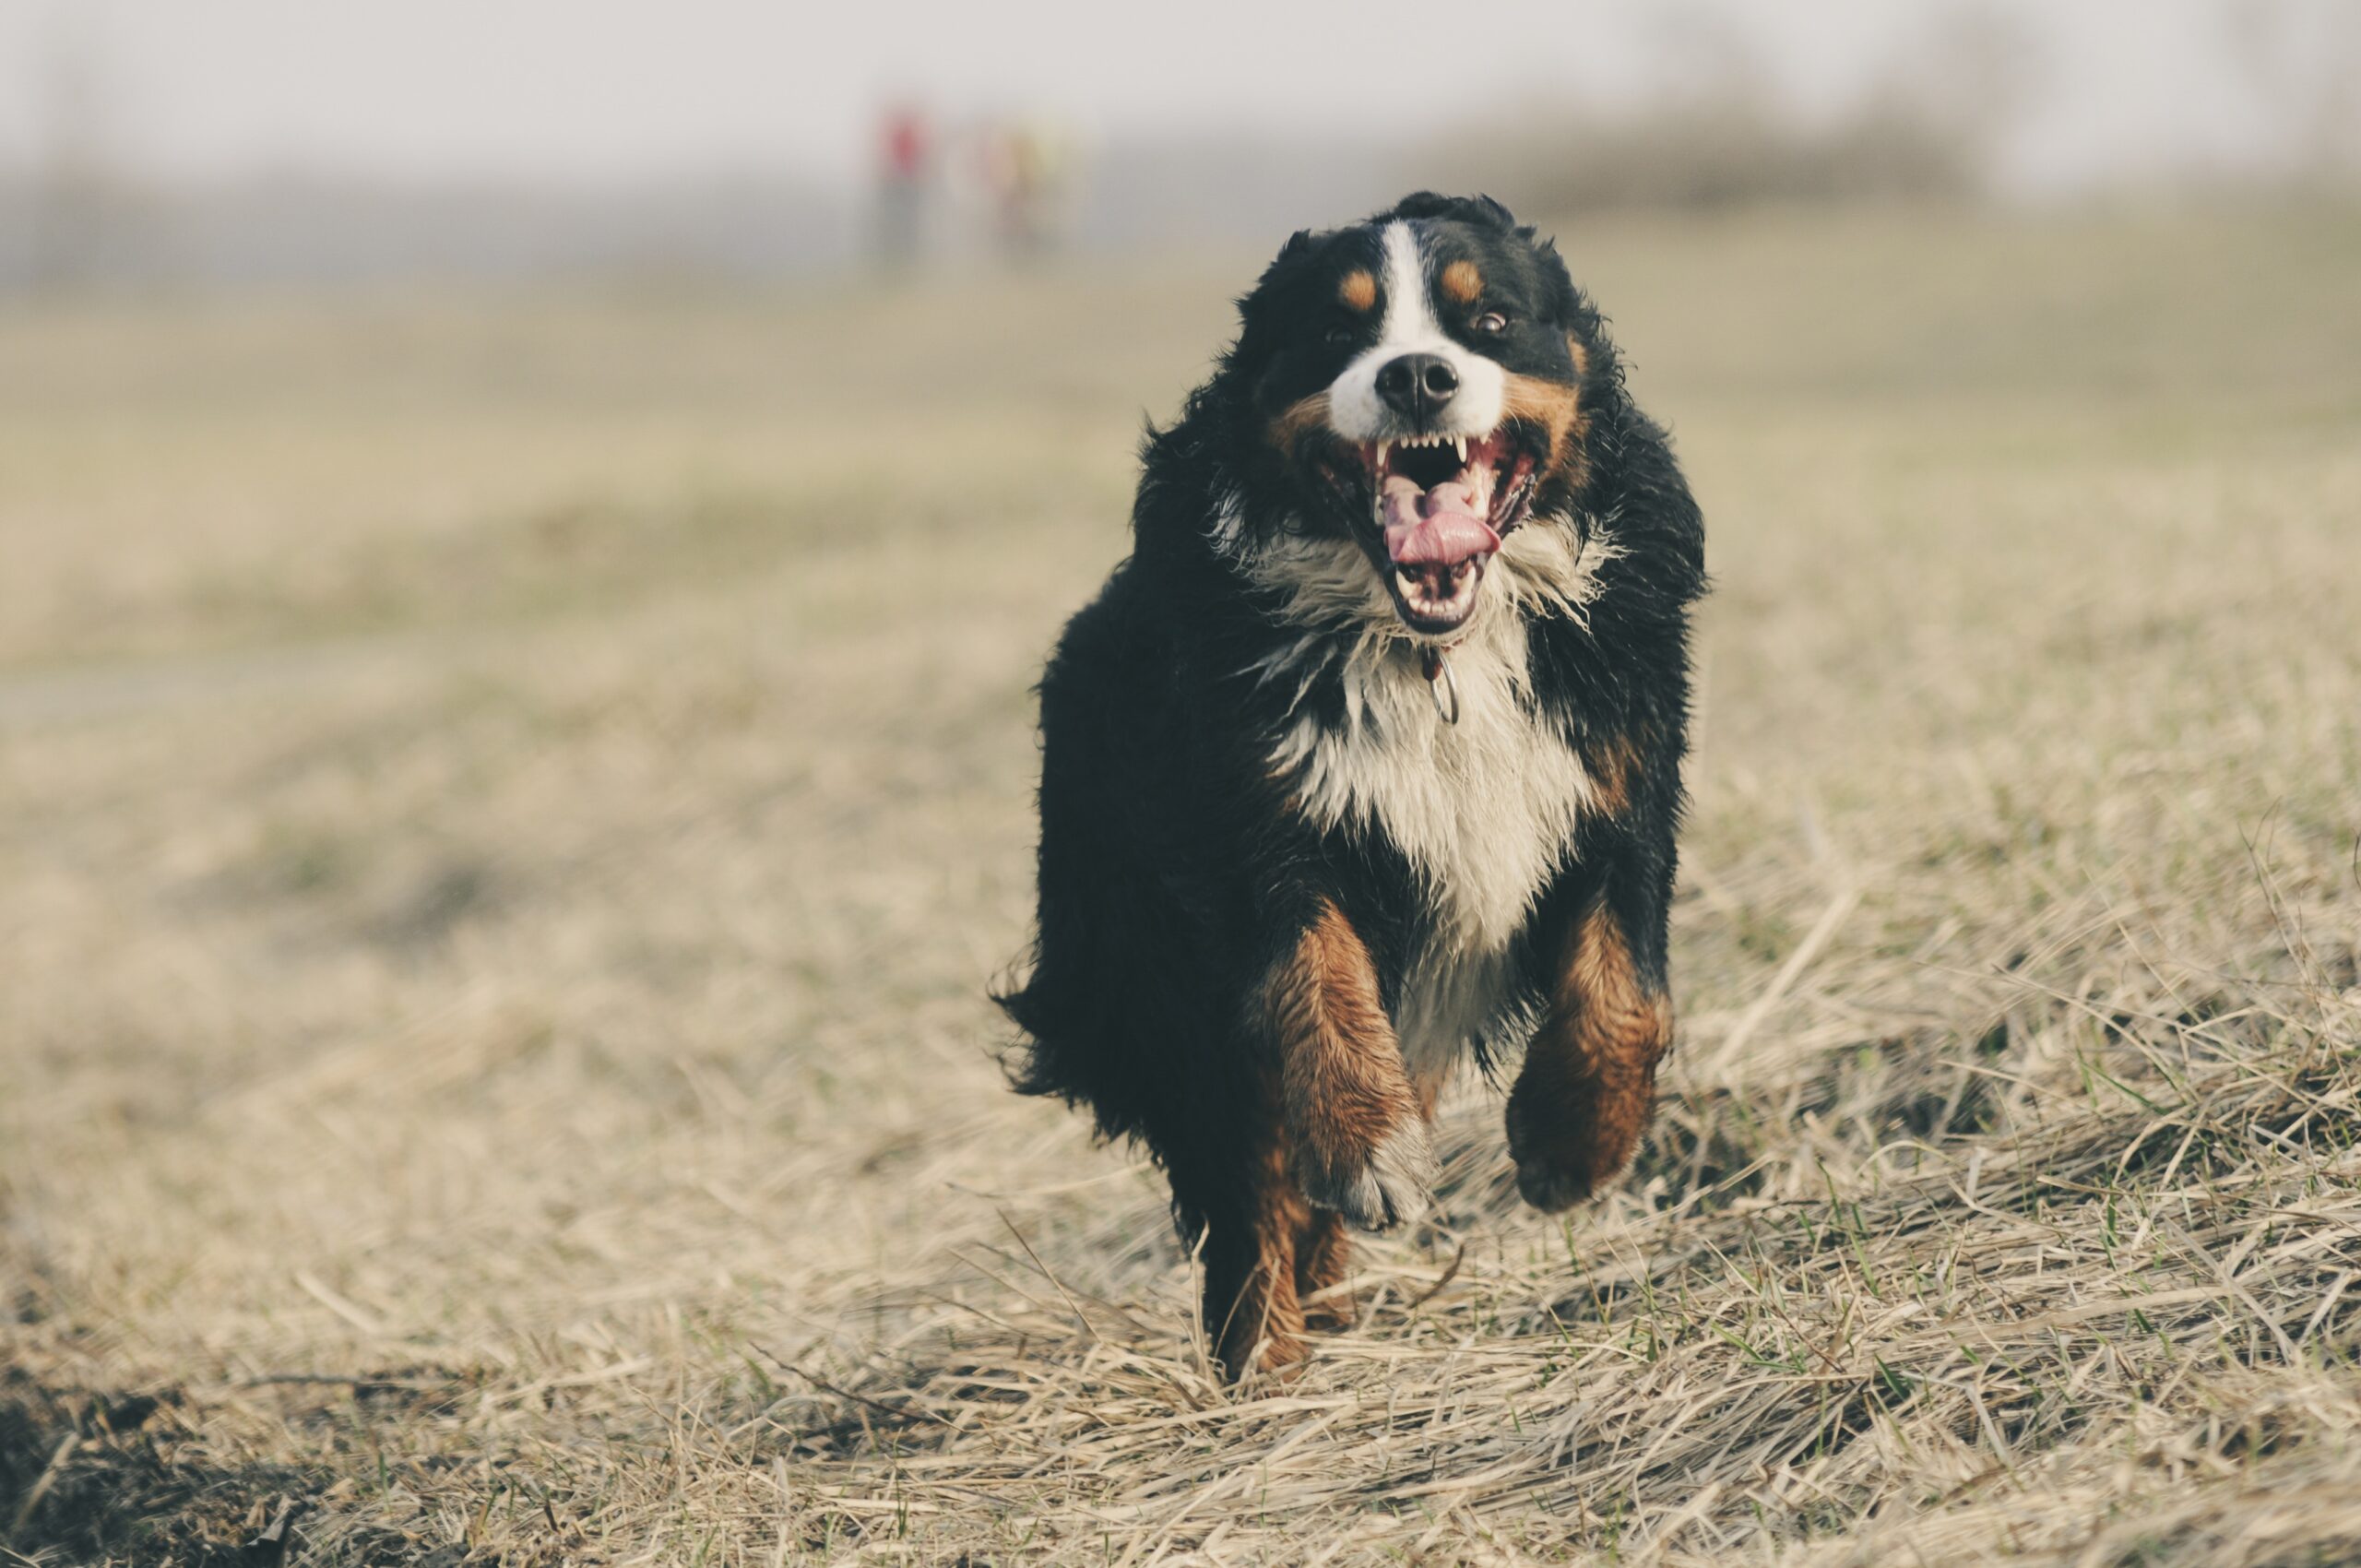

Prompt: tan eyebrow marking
xmin=1337 ymin=269 xmax=1377 ymax=312
xmin=1440 ymin=259 xmax=1483 ymax=303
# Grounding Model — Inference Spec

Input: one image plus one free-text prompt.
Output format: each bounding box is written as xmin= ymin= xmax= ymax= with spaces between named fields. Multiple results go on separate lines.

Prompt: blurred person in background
xmin=872 ymin=101 xmax=932 ymax=270
xmin=981 ymin=115 xmax=1070 ymax=261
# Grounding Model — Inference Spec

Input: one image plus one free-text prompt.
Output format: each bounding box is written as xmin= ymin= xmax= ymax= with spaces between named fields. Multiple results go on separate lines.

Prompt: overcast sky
xmin=0 ymin=0 xmax=2345 ymax=191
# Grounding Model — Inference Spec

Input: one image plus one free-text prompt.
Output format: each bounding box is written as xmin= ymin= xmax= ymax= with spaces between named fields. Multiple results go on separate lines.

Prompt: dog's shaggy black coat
xmin=998 ymin=193 xmax=1705 ymax=1375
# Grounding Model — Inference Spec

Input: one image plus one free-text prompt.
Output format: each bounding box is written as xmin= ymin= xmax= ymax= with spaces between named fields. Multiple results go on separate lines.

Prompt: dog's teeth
xmin=1376 ymin=440 xmax=1391 ymax=468
xmin=1453 ymin=435 xmax=1467 ymax=463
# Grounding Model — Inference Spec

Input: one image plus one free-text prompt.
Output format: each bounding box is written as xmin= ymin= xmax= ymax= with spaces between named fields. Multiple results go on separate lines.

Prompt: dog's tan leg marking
xmin=1267 ymin=901 xmax=1436 ymax=1232
xmin=1202 ymin=1130 xmax=1313 ymax=1379
xmin=1293 ymin=1209 xmax=1355 ymax=1332
xmin=1505 ymin=897 xmax=1672 ymax=1211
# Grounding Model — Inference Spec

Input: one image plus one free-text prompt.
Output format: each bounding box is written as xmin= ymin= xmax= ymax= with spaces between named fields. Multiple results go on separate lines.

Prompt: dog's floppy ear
xmin=1247 ymin=227 xmax=1317 ymax=292
xmin=1232 ymin=227 xmax=1326 ymax=362
xmin=1243 ymin=226 xmax=1315 ymax=303
xmin=1532 ymin=235 xmax=1581 ymax=322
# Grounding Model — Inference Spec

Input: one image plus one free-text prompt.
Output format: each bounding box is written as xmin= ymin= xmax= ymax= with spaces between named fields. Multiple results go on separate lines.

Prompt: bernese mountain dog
xmin=998 ymin=192 xmax=1705 ymax=1378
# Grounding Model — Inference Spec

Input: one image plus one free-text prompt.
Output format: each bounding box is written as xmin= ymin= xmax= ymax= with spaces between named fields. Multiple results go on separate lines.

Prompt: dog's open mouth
xmin=1341 ymin=431 xmax=1538 ymax=636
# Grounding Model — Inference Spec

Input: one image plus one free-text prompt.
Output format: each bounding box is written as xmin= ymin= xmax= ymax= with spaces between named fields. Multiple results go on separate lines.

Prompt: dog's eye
xmin=1324 ymin=325 xmax=1356 ymax=347
xmin=1473 ymin=312 xmax=1510 ymax=335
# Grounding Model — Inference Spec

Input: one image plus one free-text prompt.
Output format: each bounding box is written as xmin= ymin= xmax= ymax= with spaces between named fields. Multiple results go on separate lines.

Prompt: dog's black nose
xmin=1374 ymin=353 xmax=1458 ymax=422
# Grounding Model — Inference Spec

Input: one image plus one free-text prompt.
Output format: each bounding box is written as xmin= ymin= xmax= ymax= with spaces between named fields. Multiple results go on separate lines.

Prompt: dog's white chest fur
xmin=1274 ymin=628 xmax=1590 ymax=956
xmin=1256 ymin=540 xmax=1610 ymax=1070
xmin=1241 ymin=521 xmax=1615 ymax=1072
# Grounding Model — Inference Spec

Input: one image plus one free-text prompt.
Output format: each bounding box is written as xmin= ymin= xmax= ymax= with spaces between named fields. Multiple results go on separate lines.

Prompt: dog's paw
xmin=1299 ymin=1120 xmax=1437 ymax=1232
xmin=1504 ymin=1090 xmax=1600 ymax=1214
xmin=1510 ymin=1153 xmax=1595 ymax=1214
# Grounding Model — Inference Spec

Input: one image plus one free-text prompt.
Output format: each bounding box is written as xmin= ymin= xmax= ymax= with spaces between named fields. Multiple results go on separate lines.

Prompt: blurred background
xmin=3 ymin=0 xmax=2358 ymax=285
xmin=3 ymin=4 xmax=2359 ymax=1562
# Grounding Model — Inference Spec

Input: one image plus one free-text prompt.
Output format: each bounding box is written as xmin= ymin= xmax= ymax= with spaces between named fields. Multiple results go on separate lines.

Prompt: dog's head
xmin=1217 ymin=193 xmax=1602 ymax=637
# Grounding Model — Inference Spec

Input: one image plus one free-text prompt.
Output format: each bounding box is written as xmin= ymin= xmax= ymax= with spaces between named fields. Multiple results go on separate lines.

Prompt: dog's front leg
xmin=1506 ymin=885 xmax=1673 ymax=1211
xmin=1264 ymin=900 xmax=1437 ymax=1232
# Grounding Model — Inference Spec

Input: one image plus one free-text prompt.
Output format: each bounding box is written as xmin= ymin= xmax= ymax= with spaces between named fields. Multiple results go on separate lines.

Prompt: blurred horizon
xmin=1 ymin=0 xmax=2357 ymax=288
xmin=5 ymin=6 xmax=2361 ymax=1561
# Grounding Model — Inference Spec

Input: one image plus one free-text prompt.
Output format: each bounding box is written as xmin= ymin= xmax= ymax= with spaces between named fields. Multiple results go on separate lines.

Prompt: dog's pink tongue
xmin=1382 ymin=475 xmax=1501 ymax=567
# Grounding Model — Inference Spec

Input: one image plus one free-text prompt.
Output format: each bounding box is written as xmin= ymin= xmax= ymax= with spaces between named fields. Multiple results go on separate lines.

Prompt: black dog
xmin=999 ymin=193 xmax=1705 ymax=1376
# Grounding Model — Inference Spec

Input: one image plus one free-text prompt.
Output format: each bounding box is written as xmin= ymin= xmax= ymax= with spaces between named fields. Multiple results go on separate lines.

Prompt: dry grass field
xmin=3 ymin=203 xmax=2358 ymax=1566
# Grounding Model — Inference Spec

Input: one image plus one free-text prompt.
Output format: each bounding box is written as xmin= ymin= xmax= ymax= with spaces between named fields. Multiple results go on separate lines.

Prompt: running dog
xmin=999 ymin=192 xmax=1705 ymax=1376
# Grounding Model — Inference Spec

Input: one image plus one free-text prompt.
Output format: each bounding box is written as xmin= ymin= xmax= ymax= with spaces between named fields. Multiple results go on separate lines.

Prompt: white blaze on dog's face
xmin=1324 ymin=223 xmax=1506 ymax=445
xmin=1246 ymin=199 xmax=1591 ymax=640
